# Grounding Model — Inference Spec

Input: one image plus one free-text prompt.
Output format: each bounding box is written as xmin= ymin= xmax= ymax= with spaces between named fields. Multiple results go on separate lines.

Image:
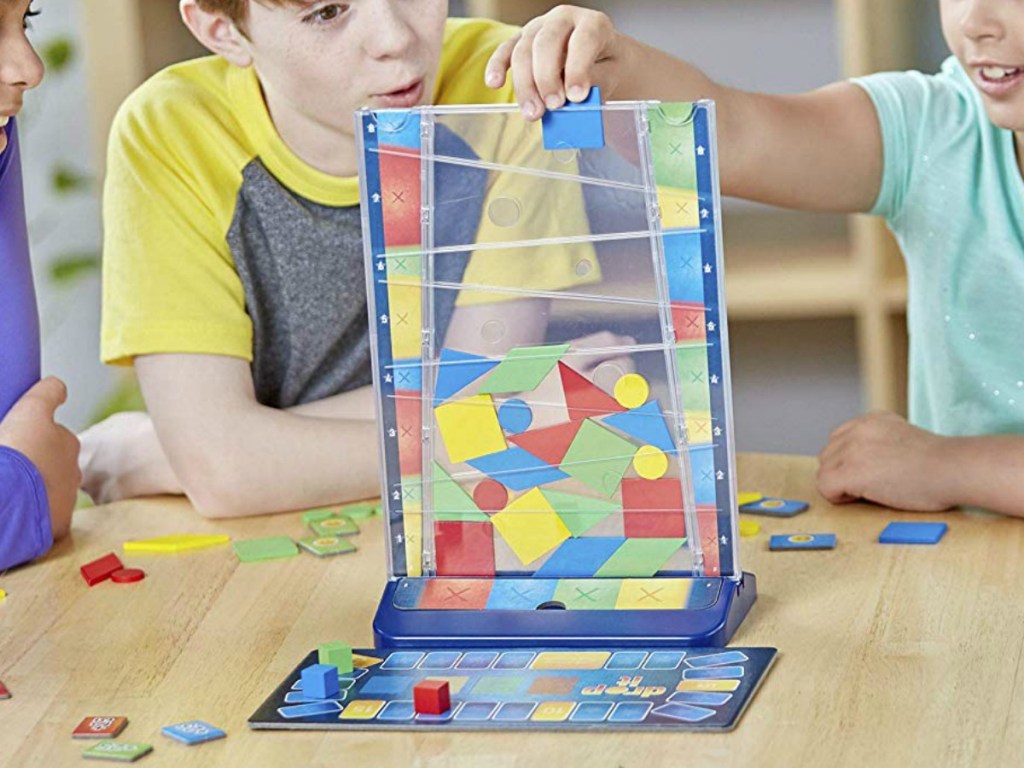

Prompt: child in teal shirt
xmin=487 ymin=2 xmax=1024 ymax=515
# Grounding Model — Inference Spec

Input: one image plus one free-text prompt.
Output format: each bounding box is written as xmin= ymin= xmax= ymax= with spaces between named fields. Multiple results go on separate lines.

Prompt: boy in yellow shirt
xmin=81 ymin=3 xmax=685 ymax=517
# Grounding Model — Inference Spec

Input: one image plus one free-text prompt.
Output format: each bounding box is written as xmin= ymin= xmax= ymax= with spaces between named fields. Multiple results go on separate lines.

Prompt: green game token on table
xmin=233 ymin=536 xmax=298 ymax=563
xmin=298 ymin=536 xmax=357 ymax=557
xmin=81 ymin=741 xmax=153 ymax=762
xmin=337 ymin=501 xmax=379 ymax=521
xmin=309 ymin=515 xmax=359 ymax=537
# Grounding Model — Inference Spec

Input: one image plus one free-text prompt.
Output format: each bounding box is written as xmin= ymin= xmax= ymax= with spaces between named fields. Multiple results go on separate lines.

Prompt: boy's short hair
xmin=196 ymin=0 xmax=297 ymax=29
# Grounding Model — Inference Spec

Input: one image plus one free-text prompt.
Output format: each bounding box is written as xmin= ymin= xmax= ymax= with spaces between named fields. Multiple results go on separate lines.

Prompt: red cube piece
xmin=80 ymin=553 xmax=124 ymax=586
xmin=413 ymin=679 xmax=451 ymax=715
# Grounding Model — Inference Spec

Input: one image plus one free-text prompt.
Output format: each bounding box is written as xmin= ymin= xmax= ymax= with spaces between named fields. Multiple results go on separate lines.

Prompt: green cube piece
xmin=232 ymin=536 xmax=298 ymax=563
xmin=318 ymin=641 xmax=353 ymax=674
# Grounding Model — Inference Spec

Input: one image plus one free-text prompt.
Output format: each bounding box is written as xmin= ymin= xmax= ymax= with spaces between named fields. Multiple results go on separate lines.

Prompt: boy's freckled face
xmin=245 ymin=0 xmax=447 ymax=139
xmin=941 ymin=0 xmax=1024 ymax=130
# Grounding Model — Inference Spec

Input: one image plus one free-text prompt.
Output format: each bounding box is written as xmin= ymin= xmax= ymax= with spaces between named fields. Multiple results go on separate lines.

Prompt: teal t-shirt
xmin=854 ymin=57 xmax=1024 ymax=437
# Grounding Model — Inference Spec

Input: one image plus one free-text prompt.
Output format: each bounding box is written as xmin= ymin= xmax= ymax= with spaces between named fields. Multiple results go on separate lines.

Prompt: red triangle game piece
xmin=508 ymin=420 xmax=584 ymax=467
xmin=558 ymin=363 xmax=626 ymax=421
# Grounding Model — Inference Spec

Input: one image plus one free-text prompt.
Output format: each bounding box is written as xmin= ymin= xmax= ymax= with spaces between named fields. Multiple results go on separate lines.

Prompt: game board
xmin=249 ymin=646 xmax=776 ymax=732
xmin=358 ymin=93 xmax=755 ymax=647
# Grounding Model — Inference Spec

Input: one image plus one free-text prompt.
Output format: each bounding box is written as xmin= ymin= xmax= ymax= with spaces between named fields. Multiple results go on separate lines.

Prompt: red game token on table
xmin=110 ymin=568 xmax=145 ymax=584
xmin=72 ymin=715 xmax=128 ymax=739
xmin=80 ymin=553 xmax=123 ymax=586
xmin=0 ymin=680 xmax=10 ymax=699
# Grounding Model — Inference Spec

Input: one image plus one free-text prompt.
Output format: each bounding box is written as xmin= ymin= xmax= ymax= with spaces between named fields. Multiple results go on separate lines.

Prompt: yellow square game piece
xmin=491 ymin=489 xmax=571 ymax=565
xmin=339 ymin=700 xmax=386 ymax=720
xmin=434 ymin=394 xmax=507 ymax=464
xmin=531 ymin=702 xmax=575 ymax=722
xmin=615 ymin=578 xmax=691 ymax=610
xmin=531 ymin=652 xmax=610 ymax=670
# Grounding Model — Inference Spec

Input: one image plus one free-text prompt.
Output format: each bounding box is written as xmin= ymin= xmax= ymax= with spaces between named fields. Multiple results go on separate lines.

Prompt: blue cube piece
xmin=161 ymin=720 xmax=226 ymax=745
xmin=541 ymin=86 xmax=605 ymax=150
xmin=879 ymin=521 xmax=948 ymax=545
xmin=300 ymin=663 xmax=340 ymax=700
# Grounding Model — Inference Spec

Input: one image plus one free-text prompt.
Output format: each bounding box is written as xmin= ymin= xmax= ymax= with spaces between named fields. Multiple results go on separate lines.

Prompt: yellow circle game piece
xmin=633 ymin=445 xmax=668 ymax=480
xmin=787 ymin=534 xmax=813 ymax=543
xmin=739 ymin=519 xmax=760 ymax=538
xmin=614 ymin=373 xmax=650 ymax=409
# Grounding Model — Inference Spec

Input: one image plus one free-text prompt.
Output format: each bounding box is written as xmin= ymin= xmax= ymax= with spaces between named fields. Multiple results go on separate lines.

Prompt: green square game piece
xmin=298 ymin=536 xmax=357 ymax=557
xmin=318 ymin=641 xmax=354 ymax=674
xmin=301 ymin=507 xmax=339 ymax=525
xmin=337 ymin=501 xmax=380 ymax=521
xmin=232 ymin=536 xmax=298 ymax=563
xmin=552 ymin=578 xmax=622 ymax=610
xmin=81 ymin=741 xmax=153 ymax=762
xmin=559 ymin=420 xmax=636 ymax=497
xmin=309 ymin=515 xmax=359 ymax=537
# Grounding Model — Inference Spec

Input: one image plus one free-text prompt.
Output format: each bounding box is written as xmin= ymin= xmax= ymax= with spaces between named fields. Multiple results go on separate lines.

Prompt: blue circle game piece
xmin=878 ymin=521 xmax=948 ymax=545
xmin=160 ymin=720 xmax=226 ymax=745
xmin=497 ymin=399 xmax=533 ymax=434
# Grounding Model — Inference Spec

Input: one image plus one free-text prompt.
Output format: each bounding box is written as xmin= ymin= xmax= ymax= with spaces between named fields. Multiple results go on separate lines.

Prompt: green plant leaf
xmin=51 ymin=165 xmax=90 ymax=194
xmin=40 ymin=38 xmax=74 ymax=73
xmin=49 ymin=252 xmax=100 ymax=286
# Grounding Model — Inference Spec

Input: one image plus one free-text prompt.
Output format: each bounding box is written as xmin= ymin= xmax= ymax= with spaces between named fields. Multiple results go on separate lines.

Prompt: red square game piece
xmin=72 ymin=716 xmax=128 ymax=739
xmin=622 ymin=478 xmax=686 ymax=538
xmin=413 ymin=679 xmax=451 ymax=715
xmin=80 ymin=553 xmax=124 ymax=586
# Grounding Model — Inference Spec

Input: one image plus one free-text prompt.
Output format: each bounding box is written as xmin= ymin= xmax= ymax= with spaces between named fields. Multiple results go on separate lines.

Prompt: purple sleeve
xmin=0 ymin=118 xmax=42 ymax=418
xmin=0 ymin=446 xmax=52 ymax=571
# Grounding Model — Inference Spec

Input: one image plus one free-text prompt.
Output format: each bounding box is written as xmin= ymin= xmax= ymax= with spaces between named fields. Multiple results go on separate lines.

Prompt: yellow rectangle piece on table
xmin=339 ymin=700 xmax=386 ymax=720
xmin=123 ymin=534 xmax=230 ymax=554
xmin=657 ymin=186 xmax=700 ymax=230
xmin=615 ymin=578 xmax=691 ymax=610
xmin=677 ymin=679 xmax=741 ymax=692
xmin=531 ymin=702 xmax=576 ymax=722
xmin=386 ymin=282 xmax=422 ymax=360
xmin=434 ymin=394 xmax=507 ymax=464
xmin=531 ymin=652 xmax=610 ymax=670
xmin=491 ymin=488 xmax=571 ymax=565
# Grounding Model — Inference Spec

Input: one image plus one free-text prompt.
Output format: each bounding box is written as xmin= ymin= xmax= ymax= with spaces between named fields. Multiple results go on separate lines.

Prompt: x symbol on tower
xmin=669 ymin=142 xmax=683 ymax=156
xmin=445 ymin=586 xmax=471 ymax=603
xmin=574 ymin=587 xmax=599 ymax=603
xmin=400 ymin=425 xmax=414 ymax=439
xmin=639 ymin=587 xmax=663 ymax=603
xmin=392 ymin=191 xmax=406 ymax=204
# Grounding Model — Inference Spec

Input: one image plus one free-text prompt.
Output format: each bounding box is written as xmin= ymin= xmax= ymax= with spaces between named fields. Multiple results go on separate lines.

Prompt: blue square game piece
xmin=769 ymin=533 xmax=837 ymax=551
xmin=541 ymin=87 xmax=605 ymax=150
xmin=879 ymin=521 xmax=948 ymax=545
xmin=161 ymin=720 xmax=226 ymax=745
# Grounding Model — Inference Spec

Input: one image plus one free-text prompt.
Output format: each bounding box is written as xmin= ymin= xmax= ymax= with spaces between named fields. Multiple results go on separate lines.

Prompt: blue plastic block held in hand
xmin=542 ymin=87 xmax=605 ymax=151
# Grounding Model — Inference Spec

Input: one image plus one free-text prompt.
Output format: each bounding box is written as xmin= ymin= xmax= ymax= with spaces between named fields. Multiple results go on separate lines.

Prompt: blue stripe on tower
xmin=693 ymin=107 xmax=734 ymax=577
xmin=363 ymin=113 xmax=407 ymax=576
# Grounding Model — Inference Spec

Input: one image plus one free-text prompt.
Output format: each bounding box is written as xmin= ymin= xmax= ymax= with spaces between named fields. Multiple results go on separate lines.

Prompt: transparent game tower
xmin=357 ymin=92 xmax=756 ymax=648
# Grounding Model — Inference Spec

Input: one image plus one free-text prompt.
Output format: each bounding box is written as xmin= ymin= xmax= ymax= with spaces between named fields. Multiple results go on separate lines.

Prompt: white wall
xmin=22 ymin=0 xmax=115 ymax=432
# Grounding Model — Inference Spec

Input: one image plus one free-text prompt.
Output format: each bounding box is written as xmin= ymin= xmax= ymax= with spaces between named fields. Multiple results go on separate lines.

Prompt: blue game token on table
xmin=769 ymin=533 xmax=837 ymax=551
xmin=739 ymin=498 xmax=809 ymax=518
xmin=160 ymin=720 xmax=226 ymax=745
xmin=879 ymin=521 xmax=947 ymax=545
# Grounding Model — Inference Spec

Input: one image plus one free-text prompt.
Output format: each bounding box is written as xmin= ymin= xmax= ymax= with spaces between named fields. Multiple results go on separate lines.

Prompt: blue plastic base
xmin=373 ymin=572 xmax=757 ymax=649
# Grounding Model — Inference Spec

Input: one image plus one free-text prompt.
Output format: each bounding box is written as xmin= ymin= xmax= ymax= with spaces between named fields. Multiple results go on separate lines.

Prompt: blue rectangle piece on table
xmin=769 ymin=533 xmax=837 ymax=551
xmin=879 ymin=521 xmax=948 ymax=545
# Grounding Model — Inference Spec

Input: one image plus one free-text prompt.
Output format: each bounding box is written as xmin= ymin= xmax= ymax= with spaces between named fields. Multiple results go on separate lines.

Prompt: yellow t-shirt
xmin=101 ymin=17 xmax=595 ymax=407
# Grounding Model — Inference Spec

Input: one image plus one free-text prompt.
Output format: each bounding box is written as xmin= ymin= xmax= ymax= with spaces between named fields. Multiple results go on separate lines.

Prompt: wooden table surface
xmin=2 ymin=452 xmax=1023 ymax=767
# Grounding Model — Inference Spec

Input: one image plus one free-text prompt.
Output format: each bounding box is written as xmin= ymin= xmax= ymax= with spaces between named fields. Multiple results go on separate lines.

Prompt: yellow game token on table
xmin=0 ymin=588 xmax=6 ymax=601
xmin=123 ymin=534 xmax=230 ymax=554
xmin=739 ymin=519 xmax=761 ymax=538
xmin=738 ymin=492 xmax=763 ymax=507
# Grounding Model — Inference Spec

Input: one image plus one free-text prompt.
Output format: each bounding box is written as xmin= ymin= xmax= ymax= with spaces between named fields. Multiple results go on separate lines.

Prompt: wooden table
xmin=2 ymin=453 xmax=1023 ymax=767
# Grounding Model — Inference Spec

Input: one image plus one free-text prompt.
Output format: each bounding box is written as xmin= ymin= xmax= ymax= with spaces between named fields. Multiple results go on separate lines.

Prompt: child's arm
xmin=0 ymin=378 xmax=80 ymax=567
xmin=817 ymin=412 xmax=1024 ymax=517
xmin=130 ymin=354 xmax=381 ymax=518
xmin=487 ymin=5 xmax=884 ymax=214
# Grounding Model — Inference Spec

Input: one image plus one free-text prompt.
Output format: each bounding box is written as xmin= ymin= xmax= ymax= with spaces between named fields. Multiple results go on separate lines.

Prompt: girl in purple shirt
xmin=0 ymin=0 xmax=80 ymax=571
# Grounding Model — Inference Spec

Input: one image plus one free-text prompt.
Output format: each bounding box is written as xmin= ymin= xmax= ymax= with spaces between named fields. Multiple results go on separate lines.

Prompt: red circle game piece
xmin=110 ymin=568 xmax=145 ymax=584
xmin=473 ymin=480 xmax=509 ymax=512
